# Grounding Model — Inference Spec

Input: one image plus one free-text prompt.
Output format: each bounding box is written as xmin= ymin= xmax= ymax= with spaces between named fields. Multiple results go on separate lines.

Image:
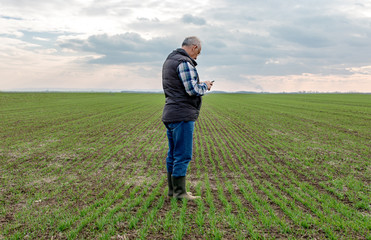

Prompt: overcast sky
xmin=1 ymin=0 xmax=371 ymax=92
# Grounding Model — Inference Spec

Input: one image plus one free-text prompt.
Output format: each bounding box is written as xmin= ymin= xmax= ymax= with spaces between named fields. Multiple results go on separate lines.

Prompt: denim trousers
xmin=164 ymin=121 xmax=195 ymax=177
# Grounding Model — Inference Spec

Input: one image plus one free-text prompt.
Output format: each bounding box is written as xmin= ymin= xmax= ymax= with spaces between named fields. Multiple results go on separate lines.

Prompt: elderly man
xmin=162 ymin=36 xmax=213 ymax=200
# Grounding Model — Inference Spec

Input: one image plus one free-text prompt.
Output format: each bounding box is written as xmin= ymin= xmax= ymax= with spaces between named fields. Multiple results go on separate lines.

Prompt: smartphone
xmin=211 ymin=80 xmax=215 ymax=83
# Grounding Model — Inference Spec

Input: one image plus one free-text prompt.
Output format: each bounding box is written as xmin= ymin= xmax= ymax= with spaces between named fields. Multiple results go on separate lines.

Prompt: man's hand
xmin=204 ymin=81 xmax=214 ymax=91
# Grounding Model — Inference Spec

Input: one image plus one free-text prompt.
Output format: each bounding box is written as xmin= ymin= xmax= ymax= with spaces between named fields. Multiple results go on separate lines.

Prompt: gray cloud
xmin=181 ymin=14 xmax=207 ymax=25
xmin=271 ymin=25 xmax=331 ymax=48
xmin=59 ymin=32 xmax=177 ymax=64
xmin=1 ymin=15 xmax=23 ymax=20
xmin=79 ymin=1 xmax=134 ymax=17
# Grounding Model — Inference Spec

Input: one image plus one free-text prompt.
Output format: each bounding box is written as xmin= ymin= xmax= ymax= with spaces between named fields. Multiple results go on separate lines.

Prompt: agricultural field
xmin=0 ymin=92 xmax=370 ymax=239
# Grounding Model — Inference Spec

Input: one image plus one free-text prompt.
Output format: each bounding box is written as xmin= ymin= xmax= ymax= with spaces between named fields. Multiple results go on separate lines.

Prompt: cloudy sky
xmin=1 ymin=0 xmax=371 ymax=92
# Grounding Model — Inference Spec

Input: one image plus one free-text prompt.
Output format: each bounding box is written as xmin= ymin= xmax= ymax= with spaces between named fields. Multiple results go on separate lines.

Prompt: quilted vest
xmin=162 ymin=48 xmax=202 ymax=122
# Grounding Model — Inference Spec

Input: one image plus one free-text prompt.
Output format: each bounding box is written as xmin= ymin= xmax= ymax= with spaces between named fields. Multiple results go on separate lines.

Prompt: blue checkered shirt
xmin=177 ymin=61 xmax=208 ymax=96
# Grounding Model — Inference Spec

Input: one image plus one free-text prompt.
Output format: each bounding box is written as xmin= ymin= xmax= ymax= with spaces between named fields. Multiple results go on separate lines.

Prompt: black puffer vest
xmin=162 ymin=48 xmax=202 ymax=123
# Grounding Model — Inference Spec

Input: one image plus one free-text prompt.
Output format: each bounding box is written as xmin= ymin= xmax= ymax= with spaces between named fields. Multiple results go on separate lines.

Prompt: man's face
xmin=190 ymin=44 xmax=201 ymax=60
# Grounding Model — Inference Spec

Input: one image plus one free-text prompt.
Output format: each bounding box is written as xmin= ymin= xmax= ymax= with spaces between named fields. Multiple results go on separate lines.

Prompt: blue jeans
xmin=164 ymin=121 xmax=195 ymax=177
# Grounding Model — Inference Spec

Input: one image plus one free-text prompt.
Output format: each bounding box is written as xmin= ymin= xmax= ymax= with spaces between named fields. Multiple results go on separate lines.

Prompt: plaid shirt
xmin=177 ymin=61 xmax=208 ymax=96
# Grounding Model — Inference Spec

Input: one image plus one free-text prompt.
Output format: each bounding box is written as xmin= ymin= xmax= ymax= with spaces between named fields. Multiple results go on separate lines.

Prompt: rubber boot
xmin=172 ymin=176 xmax=200 ymax=200
xmin=167 ymin=172 xmax=173 ymax=197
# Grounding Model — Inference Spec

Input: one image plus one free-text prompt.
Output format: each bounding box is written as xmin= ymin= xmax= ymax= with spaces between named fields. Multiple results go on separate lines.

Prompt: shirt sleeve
xmin=177 ymin=61 xmax=208 ymax=96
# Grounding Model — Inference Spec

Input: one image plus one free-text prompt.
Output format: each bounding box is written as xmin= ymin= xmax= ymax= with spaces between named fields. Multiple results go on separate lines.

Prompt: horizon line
xmin=1 ymin=89 xmax=370 ymax=94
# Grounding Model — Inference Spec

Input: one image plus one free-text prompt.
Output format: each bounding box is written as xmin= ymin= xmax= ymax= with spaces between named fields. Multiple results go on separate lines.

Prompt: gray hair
xmin=182 ymin=36 xmax=201 ymax=48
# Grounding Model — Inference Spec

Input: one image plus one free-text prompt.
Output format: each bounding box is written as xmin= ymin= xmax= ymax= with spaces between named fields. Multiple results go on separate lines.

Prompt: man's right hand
xmin=204 ymin=81 xmax=213 ymax=91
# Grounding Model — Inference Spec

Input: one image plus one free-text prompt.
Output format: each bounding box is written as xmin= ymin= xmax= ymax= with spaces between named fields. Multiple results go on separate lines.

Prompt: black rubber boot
xmin=172 ymin=176 xmax=200 ymax=200
xmin=167 ymin=172 xmax=173 ymax=197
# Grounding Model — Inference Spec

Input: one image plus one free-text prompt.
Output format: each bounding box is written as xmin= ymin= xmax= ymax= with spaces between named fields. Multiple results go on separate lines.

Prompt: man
xmin=162 ymin=36 xmax=213 ymax=200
